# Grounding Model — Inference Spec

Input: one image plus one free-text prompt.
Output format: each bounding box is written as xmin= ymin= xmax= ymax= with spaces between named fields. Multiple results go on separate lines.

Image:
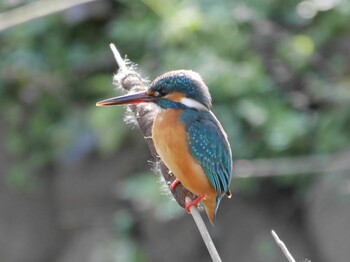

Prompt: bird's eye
xmin=153 ymin=89 xmax=166 ymax=97
xmin=153 ymin=91 xmax=161 ymax=97
xmin=158 ymin=89 xmax=167 ymax=96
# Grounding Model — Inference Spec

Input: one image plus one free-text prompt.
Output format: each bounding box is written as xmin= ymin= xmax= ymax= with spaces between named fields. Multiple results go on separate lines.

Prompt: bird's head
xmin=96 ymin=70 xmax=212 ymax=111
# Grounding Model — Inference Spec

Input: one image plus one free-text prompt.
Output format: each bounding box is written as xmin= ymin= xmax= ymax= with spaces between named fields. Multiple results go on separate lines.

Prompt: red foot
xmin=170 ymin=178 xmax=181 ymax=192
xmin=185 ymin=195 xmax=205 ymax=213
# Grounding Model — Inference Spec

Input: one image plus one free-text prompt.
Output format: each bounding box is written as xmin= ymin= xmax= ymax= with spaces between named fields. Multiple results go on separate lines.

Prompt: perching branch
xmin=186 ymin=197 xmax=222 ymax=262
xmin=271 ymin=230 xmax=296 ymax=262
xmin=107 ymin=44 xmax=221 ymax=261
xmin=108 ymin=43 xmax=196 ymax=209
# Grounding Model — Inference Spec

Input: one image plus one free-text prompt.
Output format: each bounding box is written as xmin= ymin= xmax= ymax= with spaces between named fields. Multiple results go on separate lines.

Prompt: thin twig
xmin=271 ymin=230 xmax=296 ymax=262
xmin=107 ymin=43 xmax=196 ymax=208
xmin=109 ymin=44 xmax=128 ymax=74
xmin=0 ymin=0 xmax=98 ymax=32
xmin=107 ymin=44 xmax=221 ymax=262
xmin=186 ymin=197 xmax=222 ymax=262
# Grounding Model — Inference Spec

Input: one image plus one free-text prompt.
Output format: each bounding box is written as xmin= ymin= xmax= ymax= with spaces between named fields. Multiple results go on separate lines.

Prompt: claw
xmin=170 ymin=178 xmax=181 ymax=192
xmin=185 ymin=195 xmax=205 ymax=213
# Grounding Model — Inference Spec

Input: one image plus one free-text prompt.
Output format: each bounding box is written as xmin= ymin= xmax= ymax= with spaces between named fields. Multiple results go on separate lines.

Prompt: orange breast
xmin=152 ymin=109 xmax=216 ymax=198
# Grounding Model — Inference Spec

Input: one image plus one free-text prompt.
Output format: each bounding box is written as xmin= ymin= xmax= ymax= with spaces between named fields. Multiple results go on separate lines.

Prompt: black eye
xmin=159 ymin=89 xmax=167 ymax=96
xmin=154 ymin=89 xmax=167 ymax=97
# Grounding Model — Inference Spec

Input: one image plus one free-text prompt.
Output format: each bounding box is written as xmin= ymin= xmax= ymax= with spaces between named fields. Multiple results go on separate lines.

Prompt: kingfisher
xmin=96 ymin=70 xmax=233 ymax=224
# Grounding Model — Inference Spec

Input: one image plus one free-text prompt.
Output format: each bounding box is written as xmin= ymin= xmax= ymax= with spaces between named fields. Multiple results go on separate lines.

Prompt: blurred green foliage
xmin=1 ymin=0 xmax=350 ymax=192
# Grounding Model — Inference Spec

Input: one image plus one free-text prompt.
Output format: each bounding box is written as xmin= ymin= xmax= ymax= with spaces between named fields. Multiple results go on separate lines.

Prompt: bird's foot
xmin=185 ymin=195 xmax=205 ymax=213
xmin=170 ymin=178 xmax=181 ymax=192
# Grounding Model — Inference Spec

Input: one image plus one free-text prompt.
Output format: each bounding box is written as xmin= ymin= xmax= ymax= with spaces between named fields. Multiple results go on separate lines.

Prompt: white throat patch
xmin=180 ymin=98 xmax=207 ymax=110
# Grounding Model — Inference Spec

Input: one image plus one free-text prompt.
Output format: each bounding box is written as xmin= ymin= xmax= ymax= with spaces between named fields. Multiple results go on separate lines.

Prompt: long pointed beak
xmin=96 ymin=91 xmax=155 ymax=106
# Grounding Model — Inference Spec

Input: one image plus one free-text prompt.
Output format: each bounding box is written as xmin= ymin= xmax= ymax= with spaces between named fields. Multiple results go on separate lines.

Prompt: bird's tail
xmin=202 ymin=194 xmax=222 ymax=225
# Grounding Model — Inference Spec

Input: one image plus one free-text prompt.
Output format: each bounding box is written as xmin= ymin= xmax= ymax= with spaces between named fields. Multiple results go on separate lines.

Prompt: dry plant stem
xmin=109 ymin=44 xmax=196 ymax=208
xmin=110 ymin=44 xmax=221 ymax=262
xmin=186 ymin=197 xmax=222 ymax=262
xmin=271 ymin=230 xmax=296 ymax=262
xmin=109 ymin=44 xmax=128 ymax=74
xmin=0 ymin=0 xmax=98 ymax=32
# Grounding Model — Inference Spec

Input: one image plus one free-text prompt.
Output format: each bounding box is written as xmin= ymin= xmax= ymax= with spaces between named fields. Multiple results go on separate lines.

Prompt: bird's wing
xmin=185 ymin=111 xmax=233 ymax=195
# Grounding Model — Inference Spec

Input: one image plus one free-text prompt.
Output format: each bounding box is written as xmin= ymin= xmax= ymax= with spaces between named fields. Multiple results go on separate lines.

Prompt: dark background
xmin=1 ymin=0 xmax=350 ymax=261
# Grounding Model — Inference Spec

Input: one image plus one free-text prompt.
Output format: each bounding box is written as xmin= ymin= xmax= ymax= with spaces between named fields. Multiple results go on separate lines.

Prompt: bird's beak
xmin=96 ymin=91 xmax=155 ymax=106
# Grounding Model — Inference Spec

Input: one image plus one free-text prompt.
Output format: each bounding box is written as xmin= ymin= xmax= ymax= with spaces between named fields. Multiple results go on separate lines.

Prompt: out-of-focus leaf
xmin=87 ymin=106 xmax=128 ymax=154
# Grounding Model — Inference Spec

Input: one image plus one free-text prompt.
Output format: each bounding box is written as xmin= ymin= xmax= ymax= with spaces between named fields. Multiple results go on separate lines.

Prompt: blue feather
xmin=180 ymin=109 xmax=233 ymax=197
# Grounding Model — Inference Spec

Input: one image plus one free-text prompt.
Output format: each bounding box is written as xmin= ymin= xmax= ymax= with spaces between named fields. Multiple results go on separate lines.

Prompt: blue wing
xmin=181 ymin=110 xmax=233 ymax=195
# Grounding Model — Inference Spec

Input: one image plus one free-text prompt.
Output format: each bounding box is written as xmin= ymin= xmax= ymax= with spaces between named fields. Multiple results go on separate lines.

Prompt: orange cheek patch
xmin=147 ymin=90 xmax=156 ymax=96
xmin=165 ymin=92 xmax=185 ymax=102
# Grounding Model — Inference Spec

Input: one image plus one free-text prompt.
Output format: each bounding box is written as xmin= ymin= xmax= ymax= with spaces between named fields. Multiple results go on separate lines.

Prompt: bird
xmin=96 ymin=70 xmax=233 ymax=224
